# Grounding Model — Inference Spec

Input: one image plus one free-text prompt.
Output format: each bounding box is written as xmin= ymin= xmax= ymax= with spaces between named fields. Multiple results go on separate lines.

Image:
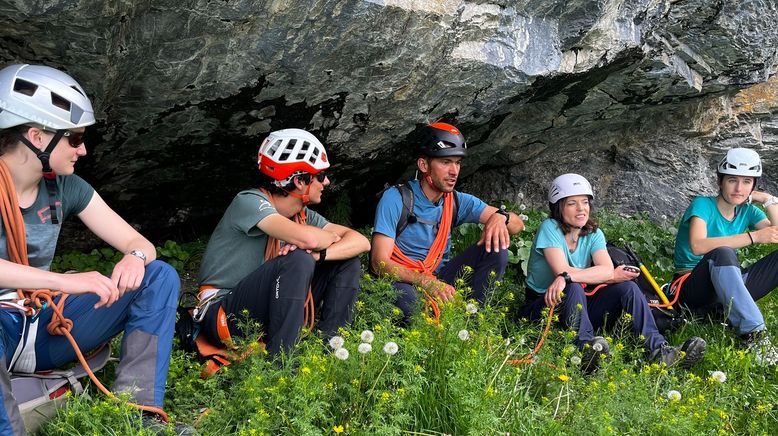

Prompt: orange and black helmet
xmin=418 ymin=122 xmax=467 ymax=158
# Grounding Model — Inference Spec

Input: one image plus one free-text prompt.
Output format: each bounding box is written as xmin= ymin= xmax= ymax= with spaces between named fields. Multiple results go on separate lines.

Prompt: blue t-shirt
xmin=526 ymin=218 xmax=607 ymax=294
xmin=674 ymin=196 xmax=766 ymax=270
xmin=373 ymin=180 xmax=486 ymax=272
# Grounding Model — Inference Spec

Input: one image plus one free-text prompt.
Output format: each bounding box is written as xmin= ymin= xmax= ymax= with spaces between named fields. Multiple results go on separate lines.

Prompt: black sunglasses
xmin=313 ymin=172 xmax=328 ymax=182
xmin=37 ymin=125 xmax=86 ymax=148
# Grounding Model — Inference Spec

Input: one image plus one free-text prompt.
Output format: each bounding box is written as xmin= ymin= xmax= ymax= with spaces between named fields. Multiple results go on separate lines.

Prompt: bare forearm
xmin=119 ymin=236 xmax=157 ymax=264
xmin=372 ymin=256 xmax=433 ymax=288
xmin=564 ymin=265 xmax=613 ymax=284
xmin=691 ymin=234 xmax=751 ymax=255
xmin=0 ymin=260 xmax=64 ymax=290
xmin=322 ymin=231 xmax=370 ymax=260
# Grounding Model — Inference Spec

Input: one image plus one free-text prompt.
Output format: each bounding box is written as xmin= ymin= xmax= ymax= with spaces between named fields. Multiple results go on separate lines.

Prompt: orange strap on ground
xmin=389 ymin=192 xmax=454 ymax=322
xmin=648 ymin=273 xmax=688 ymax=308
xmin=0 ymin=160 xmax=169 ymax=422
xmin=509 ymin=304 xmax=555 ymax=366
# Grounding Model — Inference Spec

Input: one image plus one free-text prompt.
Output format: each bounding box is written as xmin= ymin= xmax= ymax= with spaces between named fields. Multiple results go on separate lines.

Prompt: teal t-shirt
xmin=526 ymin=218 xmax=607 ymax=293
xmin=674 ymin=196 xmax=766 ymax=270
xmin=197 ymin=189 xmax=329 ymax=289
xmin=1 ymin=175 xmax=94 ymax=294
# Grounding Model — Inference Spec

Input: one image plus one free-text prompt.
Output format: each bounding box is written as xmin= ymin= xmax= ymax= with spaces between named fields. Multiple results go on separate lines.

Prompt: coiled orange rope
xmin=0 ymin=160 xmax=169 ymax=422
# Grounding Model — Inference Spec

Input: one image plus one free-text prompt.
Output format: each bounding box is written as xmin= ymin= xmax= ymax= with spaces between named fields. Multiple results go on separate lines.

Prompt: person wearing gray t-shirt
xmin=196 ymin=128 xmax=369 ymax=356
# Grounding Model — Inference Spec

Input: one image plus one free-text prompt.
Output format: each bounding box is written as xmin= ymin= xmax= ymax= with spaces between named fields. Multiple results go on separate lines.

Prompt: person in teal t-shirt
xmin=521 ymin=174 xmax=706 ymax=373
xmin=673 ymin=148 xmax=778 ymax=365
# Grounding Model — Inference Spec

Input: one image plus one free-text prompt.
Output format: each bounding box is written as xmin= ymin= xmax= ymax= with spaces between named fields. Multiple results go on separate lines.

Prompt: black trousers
xmin=203 ymin=249 xmax=361 ymax=355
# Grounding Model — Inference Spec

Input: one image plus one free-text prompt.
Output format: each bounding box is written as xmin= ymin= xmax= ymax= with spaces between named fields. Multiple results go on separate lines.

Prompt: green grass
xmin=40 ymin=209 xmax=778 ymax=435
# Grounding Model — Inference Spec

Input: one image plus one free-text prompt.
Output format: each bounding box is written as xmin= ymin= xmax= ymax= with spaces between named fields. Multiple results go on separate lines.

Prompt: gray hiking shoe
xmin=141 ymin=414 xmax=198 ymax=436
xmin=742 ymin=330 xmax=778 ymax=366
xmin=649 ymin=337 xmax=706 ymax=369
xmin=580 ymin=336 xmax=610 ymax=374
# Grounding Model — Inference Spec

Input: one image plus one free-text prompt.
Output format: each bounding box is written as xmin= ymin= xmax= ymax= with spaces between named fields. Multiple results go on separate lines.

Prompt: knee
xmin=282 ymin=249 xmax=316 ymax=272
xmin=143 ymin=260 xmax=180 ymax=304
xmin=708 ymin=246 xmax=739 ymax=266
xmin=337 ymin=257 xmax=362 ymax=278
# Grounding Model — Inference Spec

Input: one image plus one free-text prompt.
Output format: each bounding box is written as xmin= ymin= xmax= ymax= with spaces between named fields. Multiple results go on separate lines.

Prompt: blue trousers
xmin=393 ymin=244 xmax=509 ymax=320
xmin=520 ymin=281 xmax=666 ymax=352
xmin=0 ymin=261 xmax=180 ymax=434
xmin=679 ymin=247 xmax=778 ymax=334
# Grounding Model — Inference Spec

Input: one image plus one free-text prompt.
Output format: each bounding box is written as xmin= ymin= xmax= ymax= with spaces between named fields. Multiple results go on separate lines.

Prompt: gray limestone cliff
xmin=1 ymin=0 xmax=778 ymax=238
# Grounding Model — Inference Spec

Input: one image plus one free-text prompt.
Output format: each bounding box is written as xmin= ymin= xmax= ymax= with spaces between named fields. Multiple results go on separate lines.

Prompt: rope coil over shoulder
xmin=0 ymin=160 xmax=169 ymax=422
xmin=388 ymin=191 xmax=457 ymax=322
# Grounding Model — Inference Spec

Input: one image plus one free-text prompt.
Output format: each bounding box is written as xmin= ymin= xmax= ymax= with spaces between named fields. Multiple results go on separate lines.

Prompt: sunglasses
xmin=313 ymin=172 xmax=328 ymax=183
xmin=37 ymin=125 xmax=86 ymax=148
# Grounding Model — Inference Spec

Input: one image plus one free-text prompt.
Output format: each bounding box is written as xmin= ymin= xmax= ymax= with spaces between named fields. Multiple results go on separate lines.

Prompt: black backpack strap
xmin=395 ymin=182 xmax=416 ymax=237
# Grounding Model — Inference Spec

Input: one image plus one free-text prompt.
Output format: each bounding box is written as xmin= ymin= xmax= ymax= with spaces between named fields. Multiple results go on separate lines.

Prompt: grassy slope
xmin=41 ymin=209 xmax=778 ymax=435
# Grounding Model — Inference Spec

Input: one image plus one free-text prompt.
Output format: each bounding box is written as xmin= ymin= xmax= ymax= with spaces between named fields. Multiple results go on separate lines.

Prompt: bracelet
xmin=317 ymin=248 xmax=327 ymax=264
xmin=558 ymin=271 xmax=573 ymax=285
xmin=747 ymin=232 xmax=754 ymax=245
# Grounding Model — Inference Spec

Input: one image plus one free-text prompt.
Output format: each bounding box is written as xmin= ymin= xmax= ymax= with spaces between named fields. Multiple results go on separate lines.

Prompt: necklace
xmin=569 ymin=233 xmax=579 ymax=245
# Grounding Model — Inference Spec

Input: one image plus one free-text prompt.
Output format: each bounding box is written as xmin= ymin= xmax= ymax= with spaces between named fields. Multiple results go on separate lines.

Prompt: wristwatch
xmin=128 ymin=249 xmax=147 ymax=262
xmin=764 ymin=196 xmax=778 ymax=208
xmin=316 ymin=248 xmax=327 ymax=264
xmin=558 ymin=271 xmax=573 ymax=285
xmin=495 ymin=205 xmax=510 ymax=225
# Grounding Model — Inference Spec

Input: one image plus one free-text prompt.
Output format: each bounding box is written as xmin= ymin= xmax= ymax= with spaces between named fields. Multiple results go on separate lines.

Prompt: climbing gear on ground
xmin=0 ymin=160 xmax=169 ymax=422
xmin=548 ymin=173 xmax=594 ymax=204
xmin=418 ymin=122 xmax=467 ymax=158
xmin=717 ymin=148 xmax=762 ymax=177
xmin=10 ymin=344 xmax=112 ymax=433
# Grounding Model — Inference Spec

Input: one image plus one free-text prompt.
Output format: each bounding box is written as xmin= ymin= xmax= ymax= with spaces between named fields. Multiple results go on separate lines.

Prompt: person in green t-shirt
xmin=673 ymin=148 xmax=778 ymax=365
xmin=196 ymin=128 xmax=370 ymax=356
xmin=520 ymin=174 xmax=706 ymax=373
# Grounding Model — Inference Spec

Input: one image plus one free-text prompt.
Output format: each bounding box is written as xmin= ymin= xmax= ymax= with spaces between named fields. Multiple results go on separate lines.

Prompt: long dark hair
xmin=549 ymin=199 xmax=599 ymax=237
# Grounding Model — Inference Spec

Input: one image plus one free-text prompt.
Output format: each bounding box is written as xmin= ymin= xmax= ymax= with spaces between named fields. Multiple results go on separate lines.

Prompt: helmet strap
xmin=15 ymin=129 xmax=65 ymax=224
xmin=286 ymin=181 xmax=312 ymax=205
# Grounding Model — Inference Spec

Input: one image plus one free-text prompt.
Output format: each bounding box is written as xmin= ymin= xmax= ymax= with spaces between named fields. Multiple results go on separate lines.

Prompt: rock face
xmin=1 ymin=0 xmax=778 ymax=238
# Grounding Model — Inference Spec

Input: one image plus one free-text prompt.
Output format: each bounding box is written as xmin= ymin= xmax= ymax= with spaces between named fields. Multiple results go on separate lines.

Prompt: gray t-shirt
xmin=1 ymin=175 xmax=94 ymax=292
xmin=197 ymin=189 xmax=329 ymax=289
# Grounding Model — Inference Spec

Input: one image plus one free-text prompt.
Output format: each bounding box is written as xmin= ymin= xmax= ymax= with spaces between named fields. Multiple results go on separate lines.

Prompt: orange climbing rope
xmin=0 ymin=160 xmax=169 ymax=422
xmin=388 ymin=192 xmax=456 ymax=322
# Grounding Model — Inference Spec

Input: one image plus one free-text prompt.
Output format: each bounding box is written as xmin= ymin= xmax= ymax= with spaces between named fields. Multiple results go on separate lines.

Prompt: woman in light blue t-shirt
xmin=521 ymin=174 xmax=705 ymax=373
xmin=673 ymin=148 xmax=778 ymax=365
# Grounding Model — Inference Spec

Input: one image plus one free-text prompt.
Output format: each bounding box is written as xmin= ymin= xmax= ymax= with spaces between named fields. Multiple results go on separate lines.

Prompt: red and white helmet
xmin=258 ymin=128 xmax=329 ymax=187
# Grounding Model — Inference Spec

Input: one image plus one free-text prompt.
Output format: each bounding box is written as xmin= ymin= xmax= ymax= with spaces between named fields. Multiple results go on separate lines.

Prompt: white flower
xmin=383 ymin=341 xmax=399 ymax=355
xmin=329 ymin=335 xmax=345 ymax=350
xmin=592 ymin=342 xmax=604 ymax=352
xmin=661 ymin=214 xmax=667 ymax=220
xmin=360 ymin=330 xmax=375 ymax=343
xmin=465 ymin=303 xmax=478 ymax=314
xmin=517 ymin=336 xmax=526 ymax=346
xmin=570 ymin=355 xmax=582 ymax=366
xmin=518 ymin=192 xmax=524 ymax=199
xmin=667 ymin=390 xmax=682 ymax=401
xmin=335 ymin=347 xmax=350 ymax=360
xmin=519 ymin=214 xmax=529 ymax=222
xmin=710 ymin=370 xmax=727 ymax=383
xmin=516 ymin=239 xmax=525 ymax=247
xmin=504 ymin=338 xmax=511 ymax=347
xmin=358 ymin=343 xmax=372 ymax=354
xmin=519 ymin=204 xmax=527 ymax=211
xmin=458 ymin=329 xmax=470 ymax=341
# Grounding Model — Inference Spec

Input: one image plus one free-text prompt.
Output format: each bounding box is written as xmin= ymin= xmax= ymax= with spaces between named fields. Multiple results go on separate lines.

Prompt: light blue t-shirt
xmin=674 ymin=196 xmax=766 ymax=270
xmin=373 ymin=180 xmax=487 ymax=273
xmin=526 ymin=218 xmax=607 ymax=294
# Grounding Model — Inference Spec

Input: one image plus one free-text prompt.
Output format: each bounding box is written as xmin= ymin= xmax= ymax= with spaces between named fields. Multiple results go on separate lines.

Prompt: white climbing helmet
xmin=257 ymin=128 xmax=330 ymax=187
xmin=548 ymin=173 xmax=594 ymax=204
xmin=0 ymin=64 xmax=95 ymax=130
xmin=717 ymin=148 xmax=762 ymax=177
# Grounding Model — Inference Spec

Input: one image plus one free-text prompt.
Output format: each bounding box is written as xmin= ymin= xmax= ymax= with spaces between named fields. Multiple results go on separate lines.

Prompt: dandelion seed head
xmin=383 ymin=341 xmax=399 ymax=355
xmin=458 ymin=329 xmax=470 ymax=341
xmin=360 ymin=330 xmax=375 ymax=343
xmin=710 ymin=370 xmax=727 ymax=383
xmin=570 ymin=355 xmax=581 ymax=365
xmin=466 ymin=303 xmax=478 ymax=314
xmin=335 ymin=348 xmax=349 ymax=360
xmin=358 ymin=343 xmax=372 ymax=354
xmin=329 ymin=335 xmax=345 ymax=350
xmin=667 ymin=390 xmax=682 ymax=401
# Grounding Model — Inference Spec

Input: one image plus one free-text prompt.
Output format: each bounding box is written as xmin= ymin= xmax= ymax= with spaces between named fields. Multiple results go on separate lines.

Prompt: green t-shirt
xmin=197 ymin=189 xmax=329 ymax=289
xmin=673 ymin=196 xmax=766 ymax=270
xmin=526 ymin=218 xmax=607 ymax=293
xmin=1 ymin=175 xmax=94 ymax=293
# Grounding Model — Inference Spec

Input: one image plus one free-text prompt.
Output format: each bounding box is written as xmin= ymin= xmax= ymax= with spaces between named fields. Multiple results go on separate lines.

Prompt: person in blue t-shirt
xmin=520 ymin=174 xmax=706 ymax=373
xmin=673 ymin=148 xmax=778 ymax=365
xmin=371 ymin=122 xmax=524 ymax=320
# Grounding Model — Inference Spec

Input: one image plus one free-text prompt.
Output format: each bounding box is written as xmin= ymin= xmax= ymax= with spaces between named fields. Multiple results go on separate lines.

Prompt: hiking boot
xmin=580 ymin=336 xmax=610 ymax=374
xmin=741 ymin=330 xmax=778 ymax=366
xmin=649 ymin=337 xmax=706 ymax=369
xmin=141 ymin=414 xmax=198 ymax=436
